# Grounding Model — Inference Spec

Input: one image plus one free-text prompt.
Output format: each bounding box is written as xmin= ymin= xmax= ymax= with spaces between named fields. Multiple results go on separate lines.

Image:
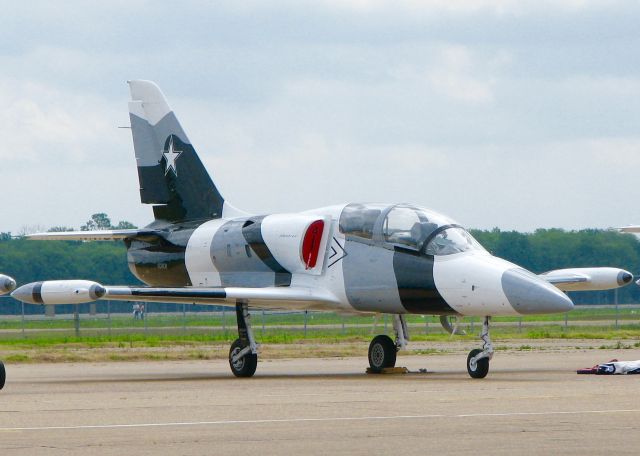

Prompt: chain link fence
xmin=2 ymin=295 xmax=640 ymax=341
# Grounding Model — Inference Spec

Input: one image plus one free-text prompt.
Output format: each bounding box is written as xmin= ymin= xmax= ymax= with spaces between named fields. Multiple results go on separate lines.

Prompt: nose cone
xmin=11 ymin=282 xmax=42 ymax=304
xmin=502 ymin=268 xmax=574 ymax=314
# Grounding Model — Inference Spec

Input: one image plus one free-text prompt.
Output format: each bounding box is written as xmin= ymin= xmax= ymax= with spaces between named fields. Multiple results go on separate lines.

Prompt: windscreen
xmin=383 ymin=206 xmax=451 ymax=250
xmin=425 ymin=227 xmax=486 ymax=256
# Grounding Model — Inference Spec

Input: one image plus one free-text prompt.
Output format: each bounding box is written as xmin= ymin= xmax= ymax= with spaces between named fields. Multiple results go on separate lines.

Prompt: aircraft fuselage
xmin=126 ymin=202 xmax=573 ymax=317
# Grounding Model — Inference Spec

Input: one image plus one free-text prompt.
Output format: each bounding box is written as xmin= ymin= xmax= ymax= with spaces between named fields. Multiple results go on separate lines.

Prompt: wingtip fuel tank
xmin=541 ymin=267 xmax=634 ymax=292
xmin=11 ymin=280 xmax=106 ymax=305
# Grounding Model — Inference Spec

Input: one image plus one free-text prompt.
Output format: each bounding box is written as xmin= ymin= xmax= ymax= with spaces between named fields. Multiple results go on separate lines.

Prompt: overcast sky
xmin=1 ymin=0 xmax=639 ymax=234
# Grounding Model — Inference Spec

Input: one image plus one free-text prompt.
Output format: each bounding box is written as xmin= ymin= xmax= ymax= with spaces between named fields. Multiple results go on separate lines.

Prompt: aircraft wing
xmin=11 ymin=280 xmax=343 ymax=311
xmin=24 ymin=229 xmax=158 ymax=241
xmin=539 ymin=267 xmax=633 ymax=291
xmin=106 ymin=285 xmax=341 ymax=309
xmin=619 ymin=226 xmax=640 ymax=233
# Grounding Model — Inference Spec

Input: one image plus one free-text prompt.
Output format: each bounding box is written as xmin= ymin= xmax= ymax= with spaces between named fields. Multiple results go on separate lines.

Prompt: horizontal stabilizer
xmin=619 ymin=226 xmax=640 ymax=233
xmin=539 ymin=267 xmax=633 ymax=291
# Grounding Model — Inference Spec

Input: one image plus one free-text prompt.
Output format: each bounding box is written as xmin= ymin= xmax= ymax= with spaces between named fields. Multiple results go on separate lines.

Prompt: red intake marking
xmin=301 ymin=220 xmax=324 ymax=269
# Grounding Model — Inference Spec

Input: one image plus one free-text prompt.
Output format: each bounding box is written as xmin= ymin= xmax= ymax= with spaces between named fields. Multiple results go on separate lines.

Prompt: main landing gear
xmin=368 ymin=315 xmax=409 ymax=373
xmin=467 ymin=316 xmax=494 ymax=379
xmin=228 ymin=300 xmax=258 ymax=378
xmin=0 ymin=360 xmax=5 ymax=390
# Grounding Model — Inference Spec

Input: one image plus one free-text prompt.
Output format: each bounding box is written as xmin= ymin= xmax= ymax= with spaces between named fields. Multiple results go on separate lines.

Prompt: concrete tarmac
xmin=1 ymin=349 xmax=640 ymax=455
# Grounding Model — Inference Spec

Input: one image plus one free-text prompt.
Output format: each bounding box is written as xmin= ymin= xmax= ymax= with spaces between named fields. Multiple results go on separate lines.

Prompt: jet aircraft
xmin=10 ymin=81 xmax=634 ymax=380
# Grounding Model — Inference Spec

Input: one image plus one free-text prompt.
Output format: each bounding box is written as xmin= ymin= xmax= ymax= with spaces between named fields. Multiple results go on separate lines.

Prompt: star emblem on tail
xmin=163 ymin=136 xmax=182 ymax=176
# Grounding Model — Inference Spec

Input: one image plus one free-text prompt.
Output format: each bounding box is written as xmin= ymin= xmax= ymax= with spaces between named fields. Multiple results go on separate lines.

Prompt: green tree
xmin=114 ymin=220 xmax=138 ymax=229
xmin=81 ymin=213 xmax=112 ymax=231
xmin=48 ymin=226 xmax=75 ymax=232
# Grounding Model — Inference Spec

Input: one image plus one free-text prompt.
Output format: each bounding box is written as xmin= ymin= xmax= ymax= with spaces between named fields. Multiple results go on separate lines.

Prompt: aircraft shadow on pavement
xmin=26 ymin=367 xmax=569 ymax=385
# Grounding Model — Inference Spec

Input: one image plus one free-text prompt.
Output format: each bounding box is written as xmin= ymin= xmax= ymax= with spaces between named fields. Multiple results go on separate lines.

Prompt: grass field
xmin=1 ymin=306 xmax=639 ymax=363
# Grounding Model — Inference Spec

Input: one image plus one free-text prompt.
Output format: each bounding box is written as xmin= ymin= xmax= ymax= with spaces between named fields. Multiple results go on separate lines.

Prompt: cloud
xmin=1 ymin=1 xmax=640 ymax=234
xmin=425 ymin=45 xmax=504 ymax=103
xmin=313 ymin=0 xmax=619 ymax=15
xmin=0 ymin=78 xmax=125 ymax=164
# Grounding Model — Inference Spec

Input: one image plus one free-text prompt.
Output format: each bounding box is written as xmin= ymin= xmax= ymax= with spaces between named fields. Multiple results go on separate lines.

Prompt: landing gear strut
xmin=467 ymin=316 xmax=493 ymax=379
xmin=368 ymin=315 xmax=409 ymax=373
xmin=228 ymin=300 xmax=258 ymax=378
xmin=0 ymin=360 xmax=5 ymax=390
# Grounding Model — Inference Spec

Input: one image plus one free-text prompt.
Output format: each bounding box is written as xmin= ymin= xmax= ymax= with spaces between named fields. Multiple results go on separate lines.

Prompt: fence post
xmin=613 ymin=288 xmax=618 ymax=329
xmin=21 ymin=300 xmax=26 ymax=339
xmin=261 ymin=309 xmax=265 ymax=338
xmin=107 ymin=300 xmax=111 ymax=339
xmin=304 ymin=310 xmax=308 ymax=338
xmin=518 ymin=317 xmax=522 ymax=334
xmin=222 ymin=307 xmax=226 ymax=339
xmin=181 ymin=303 xmax=185 ymax=335
xmin=74 ymin=304 xmax=80 ymax=338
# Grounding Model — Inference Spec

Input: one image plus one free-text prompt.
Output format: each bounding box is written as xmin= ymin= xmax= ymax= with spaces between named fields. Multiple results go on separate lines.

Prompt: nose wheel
xmin=467 ymin=348 xmax=489 ymax=378
xmin=466 ymin=316 xmax=493 ymax=379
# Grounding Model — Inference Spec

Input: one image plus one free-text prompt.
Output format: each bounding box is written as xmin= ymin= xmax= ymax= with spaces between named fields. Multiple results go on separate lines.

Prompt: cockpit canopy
xmin=339 ymin=203 xmax=486 ymax=256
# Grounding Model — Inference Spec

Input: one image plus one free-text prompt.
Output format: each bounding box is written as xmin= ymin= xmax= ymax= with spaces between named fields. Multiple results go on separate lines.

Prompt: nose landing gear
xmin=467 ymin=316 xmax=493 ymax=379
xmin=228 ymin=300 xmax=258 ymax=378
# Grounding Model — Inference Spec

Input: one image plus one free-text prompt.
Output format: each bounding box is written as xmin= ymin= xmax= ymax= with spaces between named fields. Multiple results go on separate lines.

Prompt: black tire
xmin=229 ymin=339 xmax=257 ymax=378
xmin=368 ymin=335 xmax=397 ymax=373
xmin=467 ymin=348 xmax=489 ymax=379
xmin=0 ymin=360 xmax=5 ymax=390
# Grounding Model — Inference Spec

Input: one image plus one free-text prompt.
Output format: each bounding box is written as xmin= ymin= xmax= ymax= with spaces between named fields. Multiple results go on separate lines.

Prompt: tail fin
xmin=128 ymin=80 xmax=233 ymax=223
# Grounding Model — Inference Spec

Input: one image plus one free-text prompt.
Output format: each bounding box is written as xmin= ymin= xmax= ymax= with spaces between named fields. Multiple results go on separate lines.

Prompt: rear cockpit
xmin=339 ymin=203 xmax=486 ymax=256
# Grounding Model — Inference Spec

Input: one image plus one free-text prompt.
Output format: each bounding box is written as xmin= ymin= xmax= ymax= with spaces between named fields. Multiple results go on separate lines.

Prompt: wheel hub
xmin=371 ymin=344 xmax=385 ymax=367
xmin=231 ymin=347 xmax=245 ymax=370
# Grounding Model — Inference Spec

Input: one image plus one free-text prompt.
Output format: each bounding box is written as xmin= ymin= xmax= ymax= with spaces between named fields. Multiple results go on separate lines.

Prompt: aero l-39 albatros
xmin=10 ymin=81 xmax=634 ymax=382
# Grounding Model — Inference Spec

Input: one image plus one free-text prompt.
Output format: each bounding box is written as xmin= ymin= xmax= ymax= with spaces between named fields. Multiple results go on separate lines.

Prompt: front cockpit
xmin=339 ymin=203 xmax=486 ymax=256
xmin=338 ymin=202 xmax=572 ymax=318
